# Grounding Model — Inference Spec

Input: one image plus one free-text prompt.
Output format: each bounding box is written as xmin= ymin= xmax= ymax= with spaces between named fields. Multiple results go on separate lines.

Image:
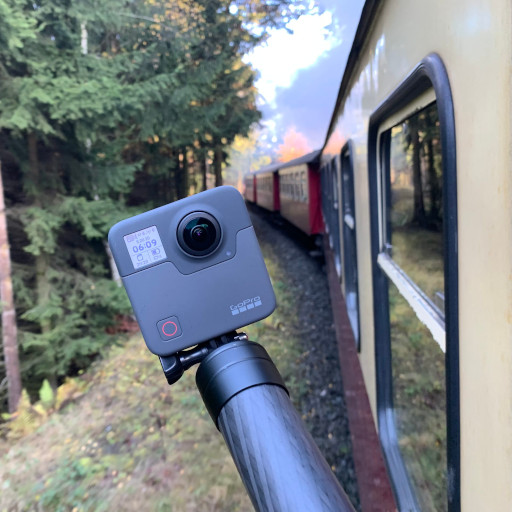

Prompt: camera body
xmin=108 ymin=186 xmax=276 ymax=357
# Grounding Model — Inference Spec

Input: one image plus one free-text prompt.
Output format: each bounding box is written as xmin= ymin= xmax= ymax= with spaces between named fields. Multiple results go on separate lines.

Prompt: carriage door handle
xmin=344 ymin=214 xmax=355 ymax=229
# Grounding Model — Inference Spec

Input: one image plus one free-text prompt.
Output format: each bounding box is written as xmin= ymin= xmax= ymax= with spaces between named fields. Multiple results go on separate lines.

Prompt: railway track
xmin=249 ymin=206 xmax=361 ymax=510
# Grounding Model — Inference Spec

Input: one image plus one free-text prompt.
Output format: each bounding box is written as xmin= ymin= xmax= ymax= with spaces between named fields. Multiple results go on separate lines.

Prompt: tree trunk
xmin=214 ymin=146 xmax=223 ymax=187
xmin=426 ymin=137 xmax=440 ymax=223
xmin=175 ymin=149 xmax=189 ymax=199
xmin=410 ymin=119 xmax=426 ymax=226
xmin=182 ymin=149 xmax=189 ymax=198
xmin=35 ymin=252 xmax=57 ymax=388
xmin=201 ymin=154 xmax=207 ymax=192
xmin=0 ymin=160 xmax=22 ymax=412
xmin=104 ymin=240 xmax=122 ymax=286
xmin=28 ymin=133 xmax=57 ymax=388
xmin=28 ymin=132 xmax=39 ymax=192
xmin=81 ymin=22 xmax=88 ymax=55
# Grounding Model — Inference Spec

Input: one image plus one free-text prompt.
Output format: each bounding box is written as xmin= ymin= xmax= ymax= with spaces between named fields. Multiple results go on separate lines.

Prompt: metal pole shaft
xmin=196 ymin=341 xmax=355 ymax=512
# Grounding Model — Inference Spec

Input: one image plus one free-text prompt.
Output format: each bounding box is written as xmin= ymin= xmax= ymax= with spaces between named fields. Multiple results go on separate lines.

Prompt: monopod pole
xmin=196 ymin=340 xmax=355 ymax=512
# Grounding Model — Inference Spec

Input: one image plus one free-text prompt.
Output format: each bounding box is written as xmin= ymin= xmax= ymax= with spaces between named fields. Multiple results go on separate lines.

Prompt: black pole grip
xmin=196 ymin=341 xmax=287 ymax=427
xmin=196 ymin=341 xmax=355 ymax=512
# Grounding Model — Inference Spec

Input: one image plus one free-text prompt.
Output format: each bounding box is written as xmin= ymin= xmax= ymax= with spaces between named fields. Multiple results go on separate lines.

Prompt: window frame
xmin=330 ymin=158 xmax=342 ymax=275
xmin=368 ymin=54 xmax=459 ymax=512
xmin=376 ymin=98 xmax=446 ymax=351
xmin=340 ymin=141 xmax=361 ymax=350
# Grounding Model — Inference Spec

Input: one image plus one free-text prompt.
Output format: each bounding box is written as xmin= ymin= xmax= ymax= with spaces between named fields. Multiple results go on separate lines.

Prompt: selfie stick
xmin=194 ymin=338 xmax=355 ymax=512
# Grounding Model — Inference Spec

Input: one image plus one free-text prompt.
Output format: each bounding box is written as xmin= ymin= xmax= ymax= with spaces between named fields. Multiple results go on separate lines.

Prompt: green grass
xmin=386 ymin=193 xmax=447 ymax=510
xmin=389 ymin=283 xmax=447 ymax=512
xmin=392 ymin=227 xmax=444 ymax=307
xmin=1 ymin=337 xmax=252 ymax=512
xmin=390 ymin=187 xmax=444 ymax=307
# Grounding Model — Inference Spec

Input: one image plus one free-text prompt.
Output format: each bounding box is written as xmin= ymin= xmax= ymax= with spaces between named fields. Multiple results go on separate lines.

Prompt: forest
xmin=0 ymin=0 xmax=308 ymax=416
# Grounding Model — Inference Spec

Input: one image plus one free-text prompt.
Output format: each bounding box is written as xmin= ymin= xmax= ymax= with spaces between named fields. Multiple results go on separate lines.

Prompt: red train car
xmin=255 ymin=170 xmax=280 ymax=212
xmin=243 ymin=174 xmax=257 ymax=203
xmin=247 ymin=151 xmax=323 ymax=235
xmin=277 ymin=150 xmax=323 ymax=236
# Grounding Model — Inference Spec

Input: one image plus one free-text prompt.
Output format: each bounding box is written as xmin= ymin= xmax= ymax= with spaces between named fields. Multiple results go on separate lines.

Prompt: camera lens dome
xmin=177 ymin=212 xmax=221 ymax=257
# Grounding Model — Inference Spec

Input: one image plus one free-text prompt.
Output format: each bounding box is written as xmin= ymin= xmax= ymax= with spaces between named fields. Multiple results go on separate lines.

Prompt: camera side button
xmin=157 ymin=316 xmax=183 ymax=341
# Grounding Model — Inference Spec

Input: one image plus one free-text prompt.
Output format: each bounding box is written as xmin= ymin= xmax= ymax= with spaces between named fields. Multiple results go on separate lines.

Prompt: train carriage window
xmin=321 ymin=165 xmax=327 ymax=220
xmin=369 ymin=57 xmax=459 ymax=512
xmin=331 ymin=159 xmax=342 ymax=275
xmin=341 ymin=143 xmax=360 ymax=347
xmin=386 ymin=102 xmax=444 ymax=313
xmin=322 ymin=164 xmax=331 ymax=232
xmin=300 ymin=170 xmax=306 ymax=202
xmin=388 ymin=280 xmax=447 ymax=510
xmin=381 ymin=101 xmax=448 ymax=512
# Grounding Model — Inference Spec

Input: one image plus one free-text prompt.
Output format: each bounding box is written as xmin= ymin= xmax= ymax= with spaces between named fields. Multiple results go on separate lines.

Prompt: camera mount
xmin=158 ymin=333 xmax=288 ymax=414
xmin=158 ymin=331 xmax=247 ymax=385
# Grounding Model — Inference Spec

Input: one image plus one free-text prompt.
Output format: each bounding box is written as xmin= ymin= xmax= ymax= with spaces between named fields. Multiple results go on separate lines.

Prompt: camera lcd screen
xmin=124 ymin=225 xmax=167 ymax=270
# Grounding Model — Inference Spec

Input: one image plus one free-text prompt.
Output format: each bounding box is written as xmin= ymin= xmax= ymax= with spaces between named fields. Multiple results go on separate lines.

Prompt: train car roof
xmin=252 ymin=149 xmax=322 ymax=175
xmin=322 ymin=0 xmax=381 ymax=150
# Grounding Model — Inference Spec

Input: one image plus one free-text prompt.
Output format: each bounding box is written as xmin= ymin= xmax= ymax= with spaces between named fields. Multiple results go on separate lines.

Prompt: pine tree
xmin=0 ymin=0 xmax=310 ymax=407
xmin=0 ymin=0 xmax=139 ymax=391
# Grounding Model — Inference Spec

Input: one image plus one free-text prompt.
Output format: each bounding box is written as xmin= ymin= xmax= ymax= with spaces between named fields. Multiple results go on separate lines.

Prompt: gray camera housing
xmin=108 ymin=186 xmax=276 ymax=357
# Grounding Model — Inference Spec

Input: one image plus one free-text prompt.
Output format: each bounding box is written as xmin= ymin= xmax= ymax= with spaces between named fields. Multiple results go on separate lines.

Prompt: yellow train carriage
xmin=321 ymin=1 xmax=512 ymax=510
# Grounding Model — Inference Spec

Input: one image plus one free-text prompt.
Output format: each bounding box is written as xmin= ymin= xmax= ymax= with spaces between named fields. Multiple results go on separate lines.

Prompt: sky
xmin=245 ymin=0 xmax=365 ymax=152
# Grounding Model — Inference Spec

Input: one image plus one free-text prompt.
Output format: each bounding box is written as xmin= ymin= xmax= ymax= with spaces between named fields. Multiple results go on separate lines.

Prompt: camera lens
xmin=177 ymin=212 xmax=221 ymax=257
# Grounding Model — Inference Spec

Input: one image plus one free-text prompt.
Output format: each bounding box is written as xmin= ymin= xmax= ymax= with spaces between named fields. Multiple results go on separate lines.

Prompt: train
xmin=244 ymin=150 xmax=323 ymax=235
xmin=244 ymin=1 xmax=512 ymax=511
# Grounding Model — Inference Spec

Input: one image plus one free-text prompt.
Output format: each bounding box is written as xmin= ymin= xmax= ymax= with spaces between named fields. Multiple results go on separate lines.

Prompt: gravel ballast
xmin=250 ymin=207 xmax=361 ymax=511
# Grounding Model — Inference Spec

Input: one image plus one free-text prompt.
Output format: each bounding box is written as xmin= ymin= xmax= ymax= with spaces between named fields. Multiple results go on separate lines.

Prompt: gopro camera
xmin=108 ymin=186 xmax=276 ymax=357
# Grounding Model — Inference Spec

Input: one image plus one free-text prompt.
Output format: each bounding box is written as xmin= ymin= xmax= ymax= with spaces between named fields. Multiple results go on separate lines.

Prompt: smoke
xmin=263 ymin=0 xmax=364 ymax=149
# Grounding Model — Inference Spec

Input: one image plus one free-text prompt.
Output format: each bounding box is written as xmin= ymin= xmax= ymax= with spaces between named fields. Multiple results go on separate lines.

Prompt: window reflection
xmin=383 ymin=100 xmax=448 ymax=510
xmin=341 ymin=147 xmax=359 ymax=345
xmin=389 ymin=282 xmax=447 ymax=512
xmin=388 ymin=103 xmax=444 ymax=313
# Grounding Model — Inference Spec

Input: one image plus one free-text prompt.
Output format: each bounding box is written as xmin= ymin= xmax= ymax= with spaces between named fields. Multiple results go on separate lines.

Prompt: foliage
xmin=0 ymin=0 xmax=309 ymax=411
xmin=224 ymin=128 xmax=272 ymax=188
xmin=38 ymin=379 xmax=54 ymax=410
xmin=396 ymin=102 xmax=442 ymax=228
xmin=277 ymin=125 xmax=312 ymax=162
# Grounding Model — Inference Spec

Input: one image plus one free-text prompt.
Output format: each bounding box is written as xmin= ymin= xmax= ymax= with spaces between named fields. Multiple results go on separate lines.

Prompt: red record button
xmin=162 ymin=321 xmax=177 ymax=336
xmin=157 ymin=316 xmax=182 ymax=341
